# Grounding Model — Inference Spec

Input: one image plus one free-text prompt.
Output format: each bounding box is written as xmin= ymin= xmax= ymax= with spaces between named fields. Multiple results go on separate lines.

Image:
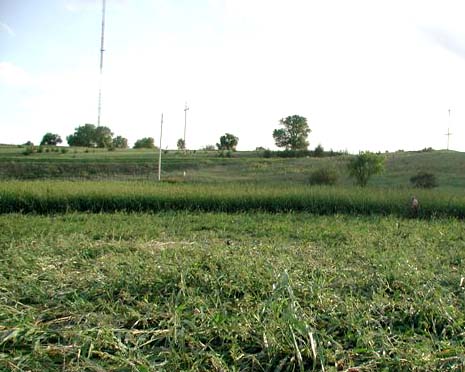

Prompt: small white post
xmin=158 ymin=113 xmax=163 ymax=181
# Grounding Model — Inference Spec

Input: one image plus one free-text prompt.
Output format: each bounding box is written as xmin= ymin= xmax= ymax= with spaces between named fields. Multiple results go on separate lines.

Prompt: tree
xmin=95 ymin=126 xmax=113 ymax=148
xmin=133 ymin=137 xmax=156 ymax=149
xmin=313 ymin=144 xmax=324 ymax=157
xmin=67 ymin=124 xmax=114 ymax=148
xmin=273 ymin=115 xmax=311 ymax=150
xmin=112 ymin=136 xmax=128 ymax=149
xmin=177 ymin=138 xmax=186 ymax=151
xmin=40 ymin=133 xmax=62 ymax=146
xmin=347 ymin=151 xmax=385 ymax=187
xmin=216 ymin=133 xmax=239 ymax=151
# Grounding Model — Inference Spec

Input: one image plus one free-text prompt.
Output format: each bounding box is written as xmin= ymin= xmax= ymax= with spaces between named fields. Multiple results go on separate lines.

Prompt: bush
xmin=60 ymin=147 xmax=69 ymax=154
xmin=410 ymin=172 xmax=438 ymax=188
xmin=134 ymin=137 xmax=156 ymax=149
xmin=314 ymin=144 xmax=324 ymax=157
xmin=22 ymin=147 xmax=35 ymax=156
xmin=309 ymin=168 xmax=338 ymax=186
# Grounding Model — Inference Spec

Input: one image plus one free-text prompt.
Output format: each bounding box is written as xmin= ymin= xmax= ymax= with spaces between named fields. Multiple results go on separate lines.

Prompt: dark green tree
xmin=177 ymin=138 xmax=186 ymax=151
xmin=347 ymin=151 xmax=385 ymax=187
xmin=67 ymin=124 xmax=113 ymax=148
xmin=112 ymin=136 xmax=128 ymax=149
xmin=273 ymin=115 xmax=311 ymax=150
xmin=216 ymin=133 xmax=239 ymax=151
xmin=95 ymin=126 xmax=113 ymax=148
xmin=133 ymin=137 xmax=156 ymax=149
xmin=40 ymin=133 xmax=62 ymax=146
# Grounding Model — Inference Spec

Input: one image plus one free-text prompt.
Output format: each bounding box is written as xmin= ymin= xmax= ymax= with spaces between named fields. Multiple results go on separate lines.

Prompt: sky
xmin=1 ymin=0 xmax=465 ymax=152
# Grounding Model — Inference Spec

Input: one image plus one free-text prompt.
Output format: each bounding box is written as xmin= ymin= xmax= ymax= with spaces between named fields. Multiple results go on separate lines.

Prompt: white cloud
xmin=0 ymin=62 xmax=32 ymax=86
xmin=0 ymin=22 xmax=15 ymax=37
xmin=65 ymin=0 xmax=129 ymax=12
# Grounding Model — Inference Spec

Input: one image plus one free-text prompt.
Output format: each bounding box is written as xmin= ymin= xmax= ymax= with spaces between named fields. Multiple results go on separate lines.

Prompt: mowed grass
xmin=1 ymin=212 xmax=465 ymax=371
xmin=1 ymin=180 xmax=465 ymax=218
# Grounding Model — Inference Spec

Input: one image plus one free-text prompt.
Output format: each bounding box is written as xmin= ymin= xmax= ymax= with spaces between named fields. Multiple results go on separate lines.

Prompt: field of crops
xmin=1 ymin=180 xmax=465 ymax=218
xmin=2 ymin=149 xmax=465 ymax=370
xmin=1 ymin=212 xmax=465 ymax=371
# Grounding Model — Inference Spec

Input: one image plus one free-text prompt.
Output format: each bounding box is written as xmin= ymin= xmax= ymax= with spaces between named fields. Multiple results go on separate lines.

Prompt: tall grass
xmin=1 ymin=181 xmax=465 ymax=218
xmin=1 ymin=212 xmax=465 ymax=370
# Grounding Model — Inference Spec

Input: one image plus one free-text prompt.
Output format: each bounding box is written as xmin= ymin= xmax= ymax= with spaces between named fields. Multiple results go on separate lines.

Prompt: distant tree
xmin=347 ymin=151 xmax=385 ymax=187
xmin=40 ymin=133 xmax=62 ymax=146
xmin=133 ymin=137 xmax=156 ymax=149
xmin=177 ymin=138 xmax=186 ymax=151
xmin=67 ymin=124 xmax=113 ymax=148
xmin=217 ymin=133 xmax=239 ymax=151
xmin=23 ymin=141 xmax=34 ymax=146
xmin=273 ymin=115 xmax=311 ymax=150
xmin=314 ymin=144 xmax=324 ymax=157
xmin=112 ymin=136 xmax=128 ymax=149
xmin=95 ymin=126 xmax=113 ymax=148
xmin=202 ymin=144 xmax=216 ymax=151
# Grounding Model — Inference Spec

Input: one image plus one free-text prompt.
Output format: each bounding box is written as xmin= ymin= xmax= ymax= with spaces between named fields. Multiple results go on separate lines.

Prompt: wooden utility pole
xmin=183 ymin=102 xmax=189 ymax=151
xmin=445 ymin=108 xmax=452 ymax=150
xmin=158 ymin=113 xmax=163 ymax=181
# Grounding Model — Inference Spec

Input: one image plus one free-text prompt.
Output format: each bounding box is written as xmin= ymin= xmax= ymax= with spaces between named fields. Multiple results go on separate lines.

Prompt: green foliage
xmin=202 ymin=144 xmax=216 ymax=151
xmin=22 ymin=146 xmax=34 ymax=156
xmin=23 ymin=141 xmax=34 ymax=146
xmin=1 ymin=181 xmax=465 ymax=218
xmin=410 ymin=172 xmax=438 ymax=188
xmin=1 ymin=212 xmax=465 ymax=370
xmin=111 ymin=135 xmax=128 ymax=149
xmin=216 ymin=133 xmax=238 ymax=151
xmin=40 ymin=132 xmax=62 ymax=146
xmin=67 ymin=124 xmax=114 ymax=148
xmin=347 ymin=151 xmax=385 ymax=187
xmin=133 ymin=137 xmax=156 ymax=149
xmin=177 ymin=138 xmax=186 ymax=151
xmin=273 ymin=115 xmax=311 ymax=150
xmin=309 ymin=167 xmax=338 ymax=185
xmin=313 ymin=144 xmax=324 ymax=157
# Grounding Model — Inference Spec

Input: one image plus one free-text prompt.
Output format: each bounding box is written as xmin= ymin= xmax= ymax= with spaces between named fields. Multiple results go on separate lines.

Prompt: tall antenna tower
xmin=97 ymin=0 xmax=106 ymax=127
xmin=445 ymin=108 xmax=453 ymax=150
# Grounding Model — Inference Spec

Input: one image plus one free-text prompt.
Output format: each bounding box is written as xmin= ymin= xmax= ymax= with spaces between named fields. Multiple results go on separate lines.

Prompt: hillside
xmin=0 ymin=146 xmax=464 ymax=189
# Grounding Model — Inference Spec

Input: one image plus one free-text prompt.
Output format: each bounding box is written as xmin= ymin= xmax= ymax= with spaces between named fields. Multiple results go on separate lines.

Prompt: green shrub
xmin=22 ymin=147 xmax=34 ymax=156
xmin=309 ymin=168 xmax=338 ymax=185
xmin=410 ymin=172 xmax=438 ymax=188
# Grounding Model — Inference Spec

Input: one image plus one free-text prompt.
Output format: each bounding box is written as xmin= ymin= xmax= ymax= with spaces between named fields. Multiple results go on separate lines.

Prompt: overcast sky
xmin=1 ymin=0 xmax=465 ymax=152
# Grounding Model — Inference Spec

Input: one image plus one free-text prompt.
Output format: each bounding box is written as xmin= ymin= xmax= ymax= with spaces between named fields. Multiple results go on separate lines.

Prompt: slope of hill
xmin=0 ymin=146 xmax=464 ymax=189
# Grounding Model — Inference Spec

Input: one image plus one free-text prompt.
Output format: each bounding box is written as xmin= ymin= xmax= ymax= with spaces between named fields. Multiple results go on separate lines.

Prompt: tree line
xmin=33 ymin=115 xmax=386 ymax=187
xmin=36 ymin=114 xmax=314 ymax=151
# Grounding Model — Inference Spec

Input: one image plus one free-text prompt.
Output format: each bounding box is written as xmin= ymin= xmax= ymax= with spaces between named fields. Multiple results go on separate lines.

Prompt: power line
xmin=97 ymin=0 xmax=106 ymax=127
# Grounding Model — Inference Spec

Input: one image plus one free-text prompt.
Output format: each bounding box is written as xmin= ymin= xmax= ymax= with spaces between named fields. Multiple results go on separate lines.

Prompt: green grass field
xmin=1 ymin=145 xmax=465 ymax=189
xmin=1 ymin=147 xmax=465 ymax=371
xmin=1 ymin=213 xmax=465 ymax=371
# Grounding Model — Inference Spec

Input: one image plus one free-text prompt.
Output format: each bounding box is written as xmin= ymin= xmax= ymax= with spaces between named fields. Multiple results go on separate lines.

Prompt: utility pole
xmin=158 ymin=113 xmax=164 ymax=181
xmin=97 ymin=0 xmax=106 ymax=126
xmin=183 ymin=102 xmax=189 ymax=151
xmin=445 ymin=108 xmax=452 ymax=151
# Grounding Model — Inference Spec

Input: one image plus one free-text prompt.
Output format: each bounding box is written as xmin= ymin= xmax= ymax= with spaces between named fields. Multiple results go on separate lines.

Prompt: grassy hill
xmin=1 ymin=145 xmax=464 ymax=189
